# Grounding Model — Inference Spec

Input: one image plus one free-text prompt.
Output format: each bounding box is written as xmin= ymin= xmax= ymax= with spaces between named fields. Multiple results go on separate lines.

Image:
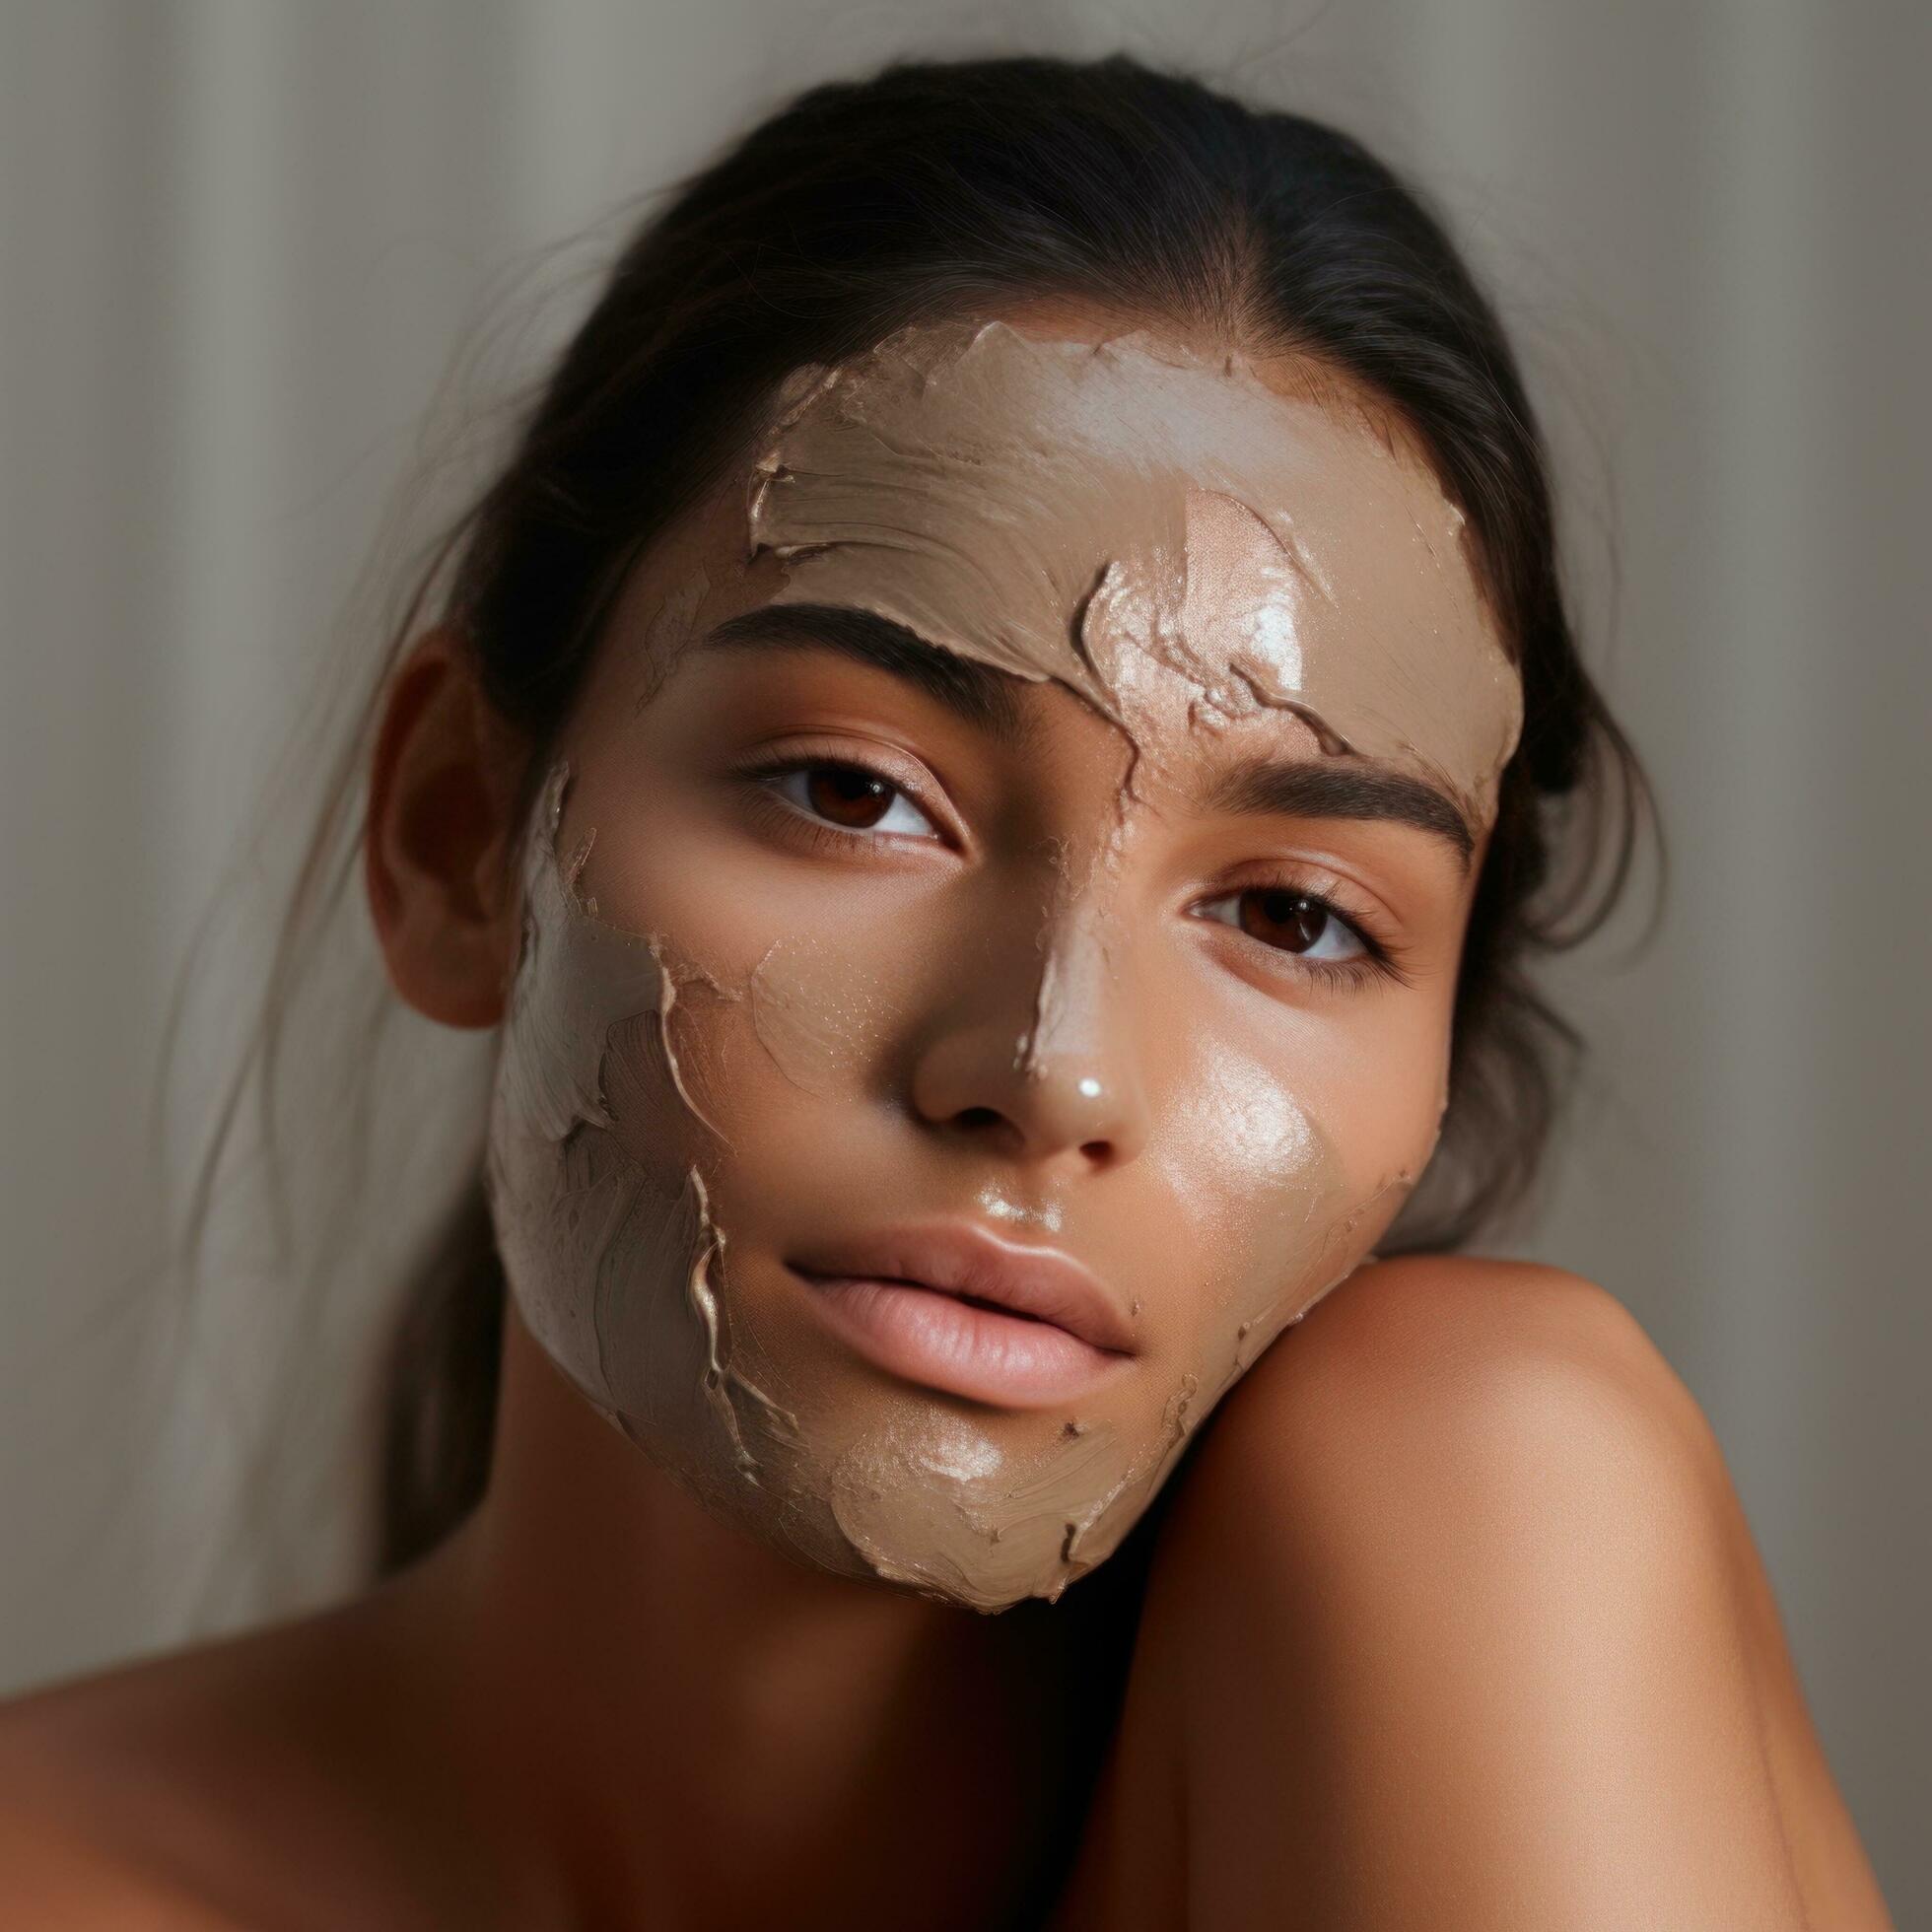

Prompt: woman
xmin=0 ymin=52 xmax=1890 ymax=1930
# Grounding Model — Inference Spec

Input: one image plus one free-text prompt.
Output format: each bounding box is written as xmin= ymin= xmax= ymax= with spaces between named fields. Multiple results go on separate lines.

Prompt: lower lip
xmin=792 ymin=1271 xmax=1130 ymax=1409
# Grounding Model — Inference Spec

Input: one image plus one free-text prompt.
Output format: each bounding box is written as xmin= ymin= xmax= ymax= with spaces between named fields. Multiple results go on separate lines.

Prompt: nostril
xmin=956 ymin=1105 xmax=1003 ymax=1131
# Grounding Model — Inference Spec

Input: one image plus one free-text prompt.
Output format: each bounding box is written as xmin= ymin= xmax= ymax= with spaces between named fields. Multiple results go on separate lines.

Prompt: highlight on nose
xmin=909 ymin=1014 xmax=1150 ymax=1168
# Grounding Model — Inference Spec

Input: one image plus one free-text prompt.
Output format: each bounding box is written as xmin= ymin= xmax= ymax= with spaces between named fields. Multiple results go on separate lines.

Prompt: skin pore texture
xmin=486 ymin=313 xmax=1523 ymax=1613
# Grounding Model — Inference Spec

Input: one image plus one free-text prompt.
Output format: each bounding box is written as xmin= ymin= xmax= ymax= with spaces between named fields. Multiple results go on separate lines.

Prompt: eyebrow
xmin=698 ymin=601 xmax=1474 ymax=866
xmin=1204 ymin=756 xmax=1476 ymax=870
xmin=698 ymin=603 xmax=1029 ymax=744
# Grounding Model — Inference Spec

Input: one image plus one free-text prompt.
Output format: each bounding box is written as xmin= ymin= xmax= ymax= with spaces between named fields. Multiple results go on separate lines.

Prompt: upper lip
xmin=789 ymin=1220 xmax=1138 ymax=1356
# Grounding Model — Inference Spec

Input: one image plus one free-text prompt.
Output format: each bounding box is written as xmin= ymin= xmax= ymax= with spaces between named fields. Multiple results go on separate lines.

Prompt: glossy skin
xmin=0 ymin=305 xmax=1893 ymax=1927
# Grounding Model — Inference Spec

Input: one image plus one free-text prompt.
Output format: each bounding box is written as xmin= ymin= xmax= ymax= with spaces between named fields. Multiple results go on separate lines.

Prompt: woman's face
xmin=484 ymin=313 xmax=1523 ymax=1611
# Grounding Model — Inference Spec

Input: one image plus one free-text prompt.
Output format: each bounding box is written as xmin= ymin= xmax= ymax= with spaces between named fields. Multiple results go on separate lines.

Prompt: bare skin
xmin=0 ymin=301 xmax=1893 ymax=1927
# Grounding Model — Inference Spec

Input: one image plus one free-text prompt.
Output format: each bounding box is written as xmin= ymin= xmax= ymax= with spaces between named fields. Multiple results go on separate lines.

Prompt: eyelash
xmin=736 ymin=751 xmax=952 ymax=856
xmin=1198 ymin=888 xmax=1409 ymax=993
xmin=733 ymin=753 xmax=1411 ymax=991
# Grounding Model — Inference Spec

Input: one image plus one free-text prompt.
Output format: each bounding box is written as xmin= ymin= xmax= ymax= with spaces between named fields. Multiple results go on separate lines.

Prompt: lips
xmin=787 ymin=1219 xmax=1138 ymax=1408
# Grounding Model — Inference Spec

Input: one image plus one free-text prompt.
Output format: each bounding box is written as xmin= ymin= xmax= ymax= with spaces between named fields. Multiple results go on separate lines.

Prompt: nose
xmin=909 ymin=911 xmax=1150 ymax=1170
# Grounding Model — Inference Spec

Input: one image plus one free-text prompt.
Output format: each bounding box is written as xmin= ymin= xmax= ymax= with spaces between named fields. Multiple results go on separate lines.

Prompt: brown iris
xmin=1238 ymin=887 xmax=1333 ymax=954
xmin=805 ymin=763 xmax=895 ymax=829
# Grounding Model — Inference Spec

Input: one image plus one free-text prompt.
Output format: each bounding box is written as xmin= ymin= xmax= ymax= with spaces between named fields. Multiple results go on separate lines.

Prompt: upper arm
xmin=1149 ymin=1257 xmax=1813 ymax=1931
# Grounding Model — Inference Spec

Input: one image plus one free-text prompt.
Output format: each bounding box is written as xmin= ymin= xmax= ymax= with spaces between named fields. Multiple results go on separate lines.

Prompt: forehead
xmin=742 ymin=318 xmax=1524 ymax=826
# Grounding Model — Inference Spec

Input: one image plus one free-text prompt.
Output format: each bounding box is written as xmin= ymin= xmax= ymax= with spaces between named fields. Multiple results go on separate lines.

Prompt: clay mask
xmin=484 ymin=319 xmax=1524 ymax=1612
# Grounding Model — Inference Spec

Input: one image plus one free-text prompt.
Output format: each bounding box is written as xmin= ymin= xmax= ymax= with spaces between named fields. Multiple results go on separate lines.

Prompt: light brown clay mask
xmin=484 ymin=318 xmax=1524 ymax=1612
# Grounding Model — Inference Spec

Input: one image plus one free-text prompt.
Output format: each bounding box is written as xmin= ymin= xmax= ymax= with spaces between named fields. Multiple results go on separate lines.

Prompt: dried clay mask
xmin=483 ymin=318 xmax=1525 ymax=1612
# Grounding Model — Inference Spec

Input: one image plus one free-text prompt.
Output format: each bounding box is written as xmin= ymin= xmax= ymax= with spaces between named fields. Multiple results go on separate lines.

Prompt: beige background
xmin=3 ymin=0 xmax=1925 ymax=1917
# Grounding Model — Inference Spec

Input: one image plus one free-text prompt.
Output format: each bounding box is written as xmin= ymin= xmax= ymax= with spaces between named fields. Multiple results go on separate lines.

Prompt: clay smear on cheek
xmin=486 ymin=767 xmax=803 ymax=1499
xmin=743 ymin=933 xmax=899 ymax=1096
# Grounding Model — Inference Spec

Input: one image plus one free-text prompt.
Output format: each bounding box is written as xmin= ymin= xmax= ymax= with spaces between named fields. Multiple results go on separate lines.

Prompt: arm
xmin=1150 ymin=1258 xmax=1886 ymax=1930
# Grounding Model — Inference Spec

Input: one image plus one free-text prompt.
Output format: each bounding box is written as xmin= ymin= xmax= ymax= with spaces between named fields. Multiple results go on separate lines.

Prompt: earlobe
xmin=365 ymin=626 xmax=525 ymax=1030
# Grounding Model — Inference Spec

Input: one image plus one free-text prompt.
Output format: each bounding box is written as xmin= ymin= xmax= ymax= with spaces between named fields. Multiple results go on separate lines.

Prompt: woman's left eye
xmin=770 ymin=761 xmax=941 ymax=839
xmin=1196 ymin=886 xmax=1368 ymax=963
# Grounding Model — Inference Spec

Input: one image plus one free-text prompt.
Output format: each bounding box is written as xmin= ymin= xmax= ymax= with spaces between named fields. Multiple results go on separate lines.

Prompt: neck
xmin=389 ymin=1303 xmax=1120 ymax=1931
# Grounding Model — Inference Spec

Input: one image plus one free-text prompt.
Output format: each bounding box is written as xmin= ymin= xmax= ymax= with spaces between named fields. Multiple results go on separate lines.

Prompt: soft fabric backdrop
xmin=3 ymin=1 xmax=1924 ymax=1914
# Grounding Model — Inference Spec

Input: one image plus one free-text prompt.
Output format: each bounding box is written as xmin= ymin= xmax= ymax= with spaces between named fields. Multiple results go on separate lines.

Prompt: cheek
xmin=1142 ymin=986 xmax=1451 ymax=1344
xmin=1300 ymin=988 xmax=1456 ymax=1188
xmin=586 ymin=829 xmax=976 ymax=1244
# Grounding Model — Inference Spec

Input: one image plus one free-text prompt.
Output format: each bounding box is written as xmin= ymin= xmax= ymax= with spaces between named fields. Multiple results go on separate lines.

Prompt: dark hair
xmin=310 ymin=52 xmax=1656 ymax=1575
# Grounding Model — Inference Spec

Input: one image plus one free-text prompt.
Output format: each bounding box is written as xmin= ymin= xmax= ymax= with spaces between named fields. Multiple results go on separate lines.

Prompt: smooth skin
xmin=0 ymin=304 xmax=1893 ymax=1929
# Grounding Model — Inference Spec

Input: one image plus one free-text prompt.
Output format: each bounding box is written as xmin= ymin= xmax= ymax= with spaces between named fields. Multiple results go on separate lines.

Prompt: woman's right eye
xmin=769 ymin=761 xmax=942 ymax=840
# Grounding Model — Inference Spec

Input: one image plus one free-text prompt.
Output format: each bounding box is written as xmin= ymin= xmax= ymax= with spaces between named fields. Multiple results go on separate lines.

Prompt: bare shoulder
xmin=0 ymin=1624 xmax=294 ymax=1927
xmin=1080 ymin=1256 xmax=1894 ymax=1930
xmin=0 ymin=1782 xmax=242 ymax=1930
xmin=0 ymin=1596 xmax=449 ymax=1931
xmin=1160 ymin=1254 xmax=1742 ymax=1635
xmin=1203 ymin=1251 xmax=1721 ymax=1485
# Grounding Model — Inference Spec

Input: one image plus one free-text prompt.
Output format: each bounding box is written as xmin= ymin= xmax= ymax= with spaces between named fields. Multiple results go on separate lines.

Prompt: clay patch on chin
xmin=827 ymin=1381 xmax=1207 ymax=1612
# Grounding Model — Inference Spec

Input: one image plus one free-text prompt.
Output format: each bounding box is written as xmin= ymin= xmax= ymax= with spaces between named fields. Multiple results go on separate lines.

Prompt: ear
xmin=365 ymin=626 xmax=526 ymax=1029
